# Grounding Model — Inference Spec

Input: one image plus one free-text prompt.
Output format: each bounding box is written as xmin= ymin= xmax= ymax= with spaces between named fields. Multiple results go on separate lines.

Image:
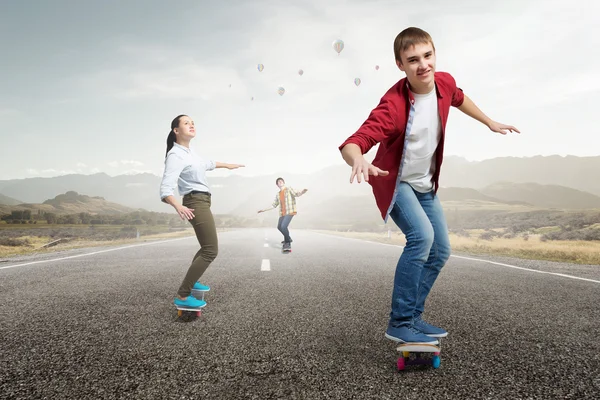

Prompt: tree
xmin=45 ymin=213 xmax=57 ymax=224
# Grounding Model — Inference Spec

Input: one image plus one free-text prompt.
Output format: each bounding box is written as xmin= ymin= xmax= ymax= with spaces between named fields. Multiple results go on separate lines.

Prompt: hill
xmin=1 ymin=155 xmax=599 ymax=214
xmin=481 ymin=182 xmax=600 ymax=210
xmin=0 ymin=191 xmax=135 ymax=216
xmin=440 ymin=155 xmax=600 ymax=197
xmin=0 ymin=193 xmax=21 ymax=205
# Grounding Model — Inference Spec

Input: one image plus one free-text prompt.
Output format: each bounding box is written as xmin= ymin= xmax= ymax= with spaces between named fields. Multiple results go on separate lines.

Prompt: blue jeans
xmin=277 ymin=215 xmax=294 ymax=243
xmin=388 ymin=182 xmax=451 ymax=328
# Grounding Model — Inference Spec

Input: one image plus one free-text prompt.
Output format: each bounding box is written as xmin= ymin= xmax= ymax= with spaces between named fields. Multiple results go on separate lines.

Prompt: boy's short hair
xmin=393 ymin=27 xmax=435 ymax=64
xmin=276 ymin=177 xmax=285 ymax=184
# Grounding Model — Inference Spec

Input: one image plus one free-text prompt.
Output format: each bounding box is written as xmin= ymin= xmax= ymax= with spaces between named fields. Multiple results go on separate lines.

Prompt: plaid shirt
xmin=272 ymin=187 xmax=302 ymax=216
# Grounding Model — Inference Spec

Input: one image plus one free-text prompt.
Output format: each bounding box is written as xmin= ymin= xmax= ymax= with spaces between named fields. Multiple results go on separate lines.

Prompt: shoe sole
xmin=424 ymin=332 xmax=448 ymax=338
xmin=174 ymin=303 xmax=206 ymax=309
xmin=385 ymin=333 xmax=439 ymax=345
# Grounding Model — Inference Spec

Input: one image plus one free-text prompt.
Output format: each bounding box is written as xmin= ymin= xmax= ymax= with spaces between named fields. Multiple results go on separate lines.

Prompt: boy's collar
xmin=403 ymin=76 xmax=443 ymax=105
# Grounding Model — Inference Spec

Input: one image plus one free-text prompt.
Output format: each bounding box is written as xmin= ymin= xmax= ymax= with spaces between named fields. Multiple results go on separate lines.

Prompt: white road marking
xmin=261 ymin=259 xmax=271 ymax=271
xmin=451 ymin=254 xmax=600 ymax=284
xmin=0 ymin=236 xmax=195 ymax=271
xmin=310 ymin=231 xmax=600 ymax=285
xmin=264 ymin=243 xmax=269 ymax=247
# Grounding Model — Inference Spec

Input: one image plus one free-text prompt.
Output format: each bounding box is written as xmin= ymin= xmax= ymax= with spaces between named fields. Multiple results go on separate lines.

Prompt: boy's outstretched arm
xmin=258 ymin=196 xmax=279 ymax=213
xmin=457 ymin=95 xmax=520 ymax=135
xmin=339 ymin=97 xmax=398 ymax=184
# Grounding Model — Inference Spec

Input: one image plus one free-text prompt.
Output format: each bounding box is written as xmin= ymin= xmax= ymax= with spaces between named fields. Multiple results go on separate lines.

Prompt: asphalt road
xmin=1 ymin=228 xmax=599 ymax=399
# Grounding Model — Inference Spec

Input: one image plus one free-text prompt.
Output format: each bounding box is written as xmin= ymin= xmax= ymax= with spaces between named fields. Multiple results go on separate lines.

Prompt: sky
xmin=1 ymin=0 xmax=599 ymax=180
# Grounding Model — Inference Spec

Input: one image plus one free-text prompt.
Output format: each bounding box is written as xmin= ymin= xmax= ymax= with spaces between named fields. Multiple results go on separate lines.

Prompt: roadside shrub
xmin=0 ymin=237 xmax=31 ymax=247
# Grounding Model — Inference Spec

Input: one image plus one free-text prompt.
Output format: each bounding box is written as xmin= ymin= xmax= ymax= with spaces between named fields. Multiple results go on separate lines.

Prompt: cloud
xmin=118 ymin=169 xmax=155 ymax=175
xmin=76 ymin=162 xmax=87 ymax=168
xmin=0 ymin=108 xmax=19 ymax=117
xmin=120 ymin=160 xmax=144 ymax=167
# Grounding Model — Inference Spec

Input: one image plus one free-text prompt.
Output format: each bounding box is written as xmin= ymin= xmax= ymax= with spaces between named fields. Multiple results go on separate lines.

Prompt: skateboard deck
xmin=395 ymin=340 xmax=442 ymax=370
xmin=175 ymin=301 xmax=206 ymax=320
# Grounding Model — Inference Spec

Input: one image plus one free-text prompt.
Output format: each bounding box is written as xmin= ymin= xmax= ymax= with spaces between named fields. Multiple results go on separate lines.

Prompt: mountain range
xmin=1 ymin=155 xmax=599 ymax=216
xmin=0 ymin=191 xmax=134 ymax=216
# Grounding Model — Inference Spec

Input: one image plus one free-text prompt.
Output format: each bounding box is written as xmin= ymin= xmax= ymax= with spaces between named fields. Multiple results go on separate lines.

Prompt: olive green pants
xmin=178 ymin=192 xmax=218 ymax=297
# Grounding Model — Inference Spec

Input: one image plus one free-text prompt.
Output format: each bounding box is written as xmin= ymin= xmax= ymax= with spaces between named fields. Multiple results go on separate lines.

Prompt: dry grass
xmin=0 ymin=228 xmax=230 ymax=258
xmin=315 ymin=230 xmax=600 ymax=265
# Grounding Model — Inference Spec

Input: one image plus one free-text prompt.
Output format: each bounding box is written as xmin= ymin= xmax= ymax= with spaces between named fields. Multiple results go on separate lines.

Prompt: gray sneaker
xmin=412 ymin=314 xmax=448 ymax=338
xmin=385 ymin=324 xmax=439 ymax=344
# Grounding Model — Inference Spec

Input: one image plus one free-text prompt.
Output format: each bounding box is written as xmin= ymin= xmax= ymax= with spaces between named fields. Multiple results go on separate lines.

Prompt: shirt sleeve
xmin=204 ymin=160 xmax=216 ymax=171
xmin=288 ymin=187 xmax=299 ymax=197
xmin=272 ymin=194 xmax=280 ymax=208
xmin=338 ymin=96 xmax=398 ymax=155
xmin=448 ymin=74 xmax=465 ymax=107
xmin=160 ymin=153 xmax=185 ymax=201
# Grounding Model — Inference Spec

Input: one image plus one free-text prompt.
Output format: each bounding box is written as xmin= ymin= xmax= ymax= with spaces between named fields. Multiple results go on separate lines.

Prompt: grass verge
xmin=315 ymin=230 xmax=600 ymax=265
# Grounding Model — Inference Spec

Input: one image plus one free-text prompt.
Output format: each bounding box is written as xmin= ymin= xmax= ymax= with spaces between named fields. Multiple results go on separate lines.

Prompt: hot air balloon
xmin=354 ymin=78 xmax=361 ymax=86
xmin=332 ymin=39 xmax=344 ymax=55
xmin=251 ymin=96 xmax=254 ymax=101
xmin=375 ymin=65 xmax=379 ymax=70
xmin=298 ymin=69 xmax=304 ymax=76
xmin=257 ymin=63 xmax=264 ymax=72
xmin=277 ymin=86 xmax=285 ymax=96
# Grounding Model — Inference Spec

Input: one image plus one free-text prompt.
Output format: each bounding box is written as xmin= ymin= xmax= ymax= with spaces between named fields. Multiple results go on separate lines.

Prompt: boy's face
xmin=276 ymin=180 xmax=285 ymax=188
xmin=396 ymin=42 xmax=436 ymax=91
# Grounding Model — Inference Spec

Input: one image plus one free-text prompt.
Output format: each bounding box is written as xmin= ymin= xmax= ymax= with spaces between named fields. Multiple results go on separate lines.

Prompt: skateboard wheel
xmin=403 ymin=351 xmax=410 ymax=358
xmin=177 ymin=310 xmax=182 ymax=317
xmin=432 ymin=355 xmax=441 ymax=369
xmin=196 ymin=311 xmax=201 ymax=317
xmin=434 ymin=352 xmax=440 ymax=356
xmin=397 ymin=357 xmax=405 ymax=371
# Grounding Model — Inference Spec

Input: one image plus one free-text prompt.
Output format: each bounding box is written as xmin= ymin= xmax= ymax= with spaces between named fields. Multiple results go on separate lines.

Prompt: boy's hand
xmin=488 ymin=121 xmax=520 ymax=135
xmin=350 ymin=156 xmax=389 ymax=183
xmin=228 ymin=164 xmax=245 ymax=169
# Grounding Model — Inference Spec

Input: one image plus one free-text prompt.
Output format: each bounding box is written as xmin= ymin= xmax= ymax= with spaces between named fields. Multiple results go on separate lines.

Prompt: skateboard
xmin=175 ymin=304 xmax=205 ymax=318
xmin=175 ymin=302 xmax=206 ymax=322
xmin=176 ymin=285 xmax=209 ymax=320
xmin=395 ymin=340 xmax=442 ymax=371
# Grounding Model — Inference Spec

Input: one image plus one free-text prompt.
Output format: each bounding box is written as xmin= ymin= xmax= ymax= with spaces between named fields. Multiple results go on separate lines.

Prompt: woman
xmin=159 ymin=114 xmax=244 ymax=308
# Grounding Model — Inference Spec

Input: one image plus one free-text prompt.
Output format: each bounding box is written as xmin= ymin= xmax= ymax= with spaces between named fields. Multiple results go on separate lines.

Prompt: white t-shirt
xmin=399 ymin=85 xmax=441 ymax=193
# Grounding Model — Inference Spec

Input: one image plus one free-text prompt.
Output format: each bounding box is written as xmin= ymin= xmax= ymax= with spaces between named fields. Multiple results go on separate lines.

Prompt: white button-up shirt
xmin=159 ymin=142 xmax=216 ymax=200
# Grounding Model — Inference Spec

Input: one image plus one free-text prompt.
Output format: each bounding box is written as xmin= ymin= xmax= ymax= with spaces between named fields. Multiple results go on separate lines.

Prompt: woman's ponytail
xmin=165 ymin=130 xmax=176 ymax=158
xmin=165 ymin=114 xmax=187 ymax=158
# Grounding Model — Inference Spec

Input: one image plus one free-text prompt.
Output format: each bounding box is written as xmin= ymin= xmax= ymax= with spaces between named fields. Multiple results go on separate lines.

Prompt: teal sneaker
xmin=192 ymin=282 xmax=210 ymax=291
xmin=174 ymin=295 xmax=206 ymax=308
xmin=412 ymin=314 xmax=448 ymax=338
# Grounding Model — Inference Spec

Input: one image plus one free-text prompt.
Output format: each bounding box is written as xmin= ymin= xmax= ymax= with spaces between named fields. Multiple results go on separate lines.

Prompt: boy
xmin=257 ymin=177 xmax=308 ymax=249
xmin=338 ymin=27 xmax=519 ymax=345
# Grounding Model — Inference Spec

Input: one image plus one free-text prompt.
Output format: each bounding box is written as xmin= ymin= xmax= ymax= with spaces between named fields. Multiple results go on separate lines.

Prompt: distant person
xmin=338 ymin=27 xmax=520 ymax=345
xmin=257 ymin=178 xmax=308 ymax=250
xmin=160 ymin=114 xmax=244 ymax=309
